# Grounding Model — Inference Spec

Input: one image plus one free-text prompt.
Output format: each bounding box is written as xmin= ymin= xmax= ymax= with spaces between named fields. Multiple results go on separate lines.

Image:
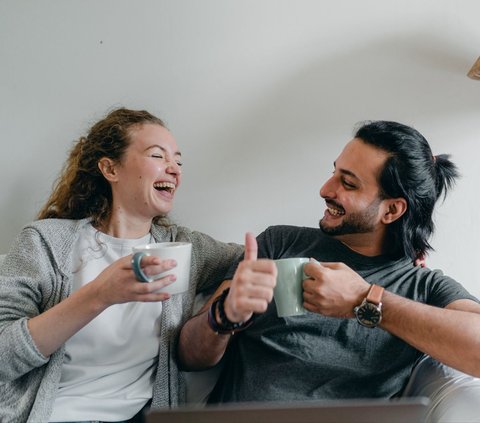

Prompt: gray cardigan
xmin=0 ymin=218 xmax=243 ymax=423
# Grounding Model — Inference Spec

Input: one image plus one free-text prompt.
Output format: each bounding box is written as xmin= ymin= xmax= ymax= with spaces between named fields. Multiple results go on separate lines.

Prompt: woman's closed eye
xmin=151 ymin=153 xmax=183 ymax=167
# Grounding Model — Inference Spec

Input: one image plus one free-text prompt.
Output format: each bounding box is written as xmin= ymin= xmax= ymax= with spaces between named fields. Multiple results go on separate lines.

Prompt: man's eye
xmin=343 ymin=180 xmax=356 ymax=189
xmin=176 ymin=161 xmax=183 ymax=167
xmin=152 ymin=154 xmax=164 ymax=159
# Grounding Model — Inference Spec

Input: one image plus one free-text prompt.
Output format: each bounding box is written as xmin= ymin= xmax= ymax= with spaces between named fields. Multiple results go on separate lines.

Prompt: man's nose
xmin=320 ymin=177 xmax=336 ymax=199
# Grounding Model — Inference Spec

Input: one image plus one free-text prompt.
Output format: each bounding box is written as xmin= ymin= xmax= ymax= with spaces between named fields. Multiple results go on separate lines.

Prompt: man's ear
xmin=98 ymin=158 xmax=118 ymax=182
xmin=382 ymin=198 xmax=407 ymax=224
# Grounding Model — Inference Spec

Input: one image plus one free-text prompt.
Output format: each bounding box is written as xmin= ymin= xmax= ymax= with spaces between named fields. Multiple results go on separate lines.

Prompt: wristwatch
xmin=353 ymin=284 xmax=384 ymax=328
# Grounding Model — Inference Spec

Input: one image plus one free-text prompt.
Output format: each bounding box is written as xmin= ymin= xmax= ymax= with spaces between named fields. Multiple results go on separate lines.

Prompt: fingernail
xmin=309 ymin=257 xmax=319 ymax=263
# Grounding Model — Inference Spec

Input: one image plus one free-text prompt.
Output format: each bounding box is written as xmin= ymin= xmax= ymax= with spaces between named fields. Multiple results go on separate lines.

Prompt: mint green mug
xmin=274 ymin=257 xmax=309 ymax=317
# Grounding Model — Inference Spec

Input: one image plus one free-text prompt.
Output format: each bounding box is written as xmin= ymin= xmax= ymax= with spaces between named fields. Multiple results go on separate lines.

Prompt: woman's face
xmin=108 ymin=123 xmax=182 ymax=221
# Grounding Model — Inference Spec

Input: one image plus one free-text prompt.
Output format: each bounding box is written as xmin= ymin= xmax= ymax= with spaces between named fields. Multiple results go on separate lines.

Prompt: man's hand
xmin=302 ymin=260 xmax=370 ymax=318
xmin=224 ymin=232 xmax=277 ymax=322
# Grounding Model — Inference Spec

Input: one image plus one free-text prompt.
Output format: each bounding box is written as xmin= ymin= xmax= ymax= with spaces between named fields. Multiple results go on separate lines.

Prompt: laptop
xmin=145 ymin=397 xmax=430 ymax=423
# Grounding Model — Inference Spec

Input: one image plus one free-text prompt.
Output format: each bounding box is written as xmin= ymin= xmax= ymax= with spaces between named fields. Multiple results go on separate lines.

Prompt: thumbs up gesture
xmin=224 ymin=232 xmax=277 ymax=323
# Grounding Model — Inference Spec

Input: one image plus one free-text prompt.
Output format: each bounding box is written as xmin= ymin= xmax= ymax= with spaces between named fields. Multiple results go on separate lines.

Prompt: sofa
xmin=1 ymin=254 xmax=479 ymax=422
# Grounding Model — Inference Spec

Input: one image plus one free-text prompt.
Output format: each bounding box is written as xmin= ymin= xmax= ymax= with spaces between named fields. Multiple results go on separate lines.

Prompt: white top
xmin=50 ymin=223 xmax=163 ymax=422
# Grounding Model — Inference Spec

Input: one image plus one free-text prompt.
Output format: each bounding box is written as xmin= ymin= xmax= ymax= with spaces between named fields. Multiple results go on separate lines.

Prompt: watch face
xmin=355 ymin=302 xmax=382 ymax=328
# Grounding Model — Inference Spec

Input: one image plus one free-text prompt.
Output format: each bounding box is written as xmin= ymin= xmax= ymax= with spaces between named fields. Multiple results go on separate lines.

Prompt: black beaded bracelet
xmin=207 ymin=288 xmax=255 ymax=335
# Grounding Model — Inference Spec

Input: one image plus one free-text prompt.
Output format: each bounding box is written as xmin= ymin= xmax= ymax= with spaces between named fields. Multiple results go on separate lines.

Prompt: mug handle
xmin=131 ymin=252 xmax=152 ymax=283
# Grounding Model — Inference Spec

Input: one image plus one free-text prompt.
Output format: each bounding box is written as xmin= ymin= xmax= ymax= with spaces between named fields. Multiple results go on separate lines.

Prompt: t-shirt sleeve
xmin=426 ymin=270 xmax=479 ymax=308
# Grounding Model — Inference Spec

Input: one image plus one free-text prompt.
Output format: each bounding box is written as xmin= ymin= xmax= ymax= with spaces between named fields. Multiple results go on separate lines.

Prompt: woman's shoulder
xmin=150 ymin=222 xmax=214 ymax=242
xmin=16 ymin=218 xmax=91 ymax=259
xmin=5 ymin=218 xmax=90 ymax=272
xmin=151 ymin=223 xmax=242 ymax=253
xmin=24 ymin=217 xmax=90 ymax=239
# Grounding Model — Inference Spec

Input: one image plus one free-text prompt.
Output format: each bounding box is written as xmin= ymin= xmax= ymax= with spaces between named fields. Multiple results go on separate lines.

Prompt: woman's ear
xmin=382 ymin=198 xmax=407 ymax=224
xmin=98 ymin=158 xmax=118 ymax=182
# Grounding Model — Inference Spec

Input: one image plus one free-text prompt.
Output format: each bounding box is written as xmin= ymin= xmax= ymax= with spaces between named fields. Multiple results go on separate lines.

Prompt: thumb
xmin=244 ymin=232 xmax=258 ymax=261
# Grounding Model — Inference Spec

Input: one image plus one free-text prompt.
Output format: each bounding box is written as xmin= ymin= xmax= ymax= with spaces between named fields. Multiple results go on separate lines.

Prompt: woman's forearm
xmin=27 ymin=282 xmax=107 ymax=357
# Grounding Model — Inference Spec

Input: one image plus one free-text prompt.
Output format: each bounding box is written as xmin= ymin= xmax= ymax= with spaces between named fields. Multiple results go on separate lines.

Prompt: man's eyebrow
xmin=145 ymin=145 xmax=182 ymax=156
xmin=333 ymin=161 xmax=359 ymax=180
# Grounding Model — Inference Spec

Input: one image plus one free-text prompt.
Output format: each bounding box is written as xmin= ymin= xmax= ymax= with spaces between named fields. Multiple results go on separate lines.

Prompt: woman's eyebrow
xmin=145 ymin=145 xmax=182 ymax=156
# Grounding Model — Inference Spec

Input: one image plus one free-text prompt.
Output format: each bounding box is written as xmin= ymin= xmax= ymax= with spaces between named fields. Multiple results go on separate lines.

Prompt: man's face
xmin=319 ymin=138 xmax=389 ymax=238
xmin=319 ymin=195 xmax=383 ymax=236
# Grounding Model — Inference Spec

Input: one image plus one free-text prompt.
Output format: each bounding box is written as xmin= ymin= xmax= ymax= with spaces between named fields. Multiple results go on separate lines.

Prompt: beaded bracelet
xmin=207 ymin=288 xmax=255 ymax=335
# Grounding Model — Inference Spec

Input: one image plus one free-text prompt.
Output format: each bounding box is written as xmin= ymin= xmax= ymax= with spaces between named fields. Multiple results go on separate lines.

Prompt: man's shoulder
xmin=263 ymin=225 xmax=327 ymax=245
xmin=264 ymin=225 xmax=321 ymax=236
xmin=257 ymin=225 xmax=329 ymax=259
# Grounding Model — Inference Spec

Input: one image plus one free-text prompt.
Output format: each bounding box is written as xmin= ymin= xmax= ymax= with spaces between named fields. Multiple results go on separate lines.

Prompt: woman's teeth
xmin=154 ymin=182 xmax=176 ymax=193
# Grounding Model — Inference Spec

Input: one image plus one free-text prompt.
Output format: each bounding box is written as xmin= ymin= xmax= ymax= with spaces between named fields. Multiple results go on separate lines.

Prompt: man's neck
xmin=333 ymin=232 xmax=386 ymax=257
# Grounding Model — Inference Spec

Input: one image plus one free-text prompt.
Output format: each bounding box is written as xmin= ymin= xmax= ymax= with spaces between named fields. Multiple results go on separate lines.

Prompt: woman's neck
xmin=95 ymin=216 xmax=152 ymax=239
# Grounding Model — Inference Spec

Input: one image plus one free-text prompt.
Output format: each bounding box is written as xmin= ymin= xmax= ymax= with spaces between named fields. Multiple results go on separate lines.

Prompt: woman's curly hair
xmin=37 ymin=107 xmax=167 ymax=228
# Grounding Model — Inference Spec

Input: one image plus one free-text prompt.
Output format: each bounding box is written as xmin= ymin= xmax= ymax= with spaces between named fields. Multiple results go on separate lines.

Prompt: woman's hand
xmin=92 ymin=254 xmax=177 ymax=307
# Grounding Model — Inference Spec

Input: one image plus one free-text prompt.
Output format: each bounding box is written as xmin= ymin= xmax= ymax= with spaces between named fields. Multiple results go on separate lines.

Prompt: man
xmin=178 ymin=120 xmax=480 ymax=403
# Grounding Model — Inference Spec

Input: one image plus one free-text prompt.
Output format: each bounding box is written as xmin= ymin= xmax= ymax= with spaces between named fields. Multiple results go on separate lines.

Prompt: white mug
xmin=132 ymin=242 xmax=192 ymax=295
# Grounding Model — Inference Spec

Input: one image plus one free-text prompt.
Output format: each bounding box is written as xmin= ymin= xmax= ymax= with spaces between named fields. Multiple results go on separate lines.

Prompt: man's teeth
xmin=154 ymin=182 xmax=176 ymax=191
xmin=328 ymin=207 xmax=345 ymax=216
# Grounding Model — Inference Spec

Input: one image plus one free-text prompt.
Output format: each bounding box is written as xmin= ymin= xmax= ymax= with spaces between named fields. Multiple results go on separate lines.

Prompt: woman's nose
xmin=166 ymin=160 xmax=182 ymax=175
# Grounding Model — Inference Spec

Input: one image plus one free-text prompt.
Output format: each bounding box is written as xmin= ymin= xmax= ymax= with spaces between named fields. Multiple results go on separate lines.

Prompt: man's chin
xmin=319 ymin=219 xmax=354 ymax=237
xmin=319 ymin=220 xmax=339 ymax=236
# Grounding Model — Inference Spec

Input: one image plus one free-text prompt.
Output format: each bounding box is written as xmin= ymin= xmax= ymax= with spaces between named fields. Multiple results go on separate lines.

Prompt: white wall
xmin=1 ymin=0 xmax=479 ymax=296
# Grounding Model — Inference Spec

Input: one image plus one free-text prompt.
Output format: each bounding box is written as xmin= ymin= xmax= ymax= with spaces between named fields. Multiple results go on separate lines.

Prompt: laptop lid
xmin=145 ymin=397 xmax=430 ymax=423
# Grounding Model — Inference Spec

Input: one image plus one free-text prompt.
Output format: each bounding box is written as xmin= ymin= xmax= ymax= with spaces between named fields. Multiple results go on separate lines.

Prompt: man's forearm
xmin=178 ymin=250 xmax=277 ymax=370
xmin=178 ymin=307 xmax=231 ymax=370
xmin=178 ymin=281 xmax=233 ymax=370
xmin=380 ymin=291 xmax=480 ymax=377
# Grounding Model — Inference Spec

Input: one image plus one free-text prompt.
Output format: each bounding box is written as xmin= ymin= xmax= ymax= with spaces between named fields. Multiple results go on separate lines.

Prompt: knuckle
xmin=259 ymin=300 xmax=269 ymax=312
xmin=268 ymin=275 xmax=277 ymax=286
xmin=138 ymin=283 xmax=150 ymax=294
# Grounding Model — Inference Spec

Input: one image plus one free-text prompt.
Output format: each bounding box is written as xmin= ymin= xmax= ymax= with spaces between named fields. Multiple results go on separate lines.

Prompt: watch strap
xmin=366 ymin=284 xmax=384 ymax=306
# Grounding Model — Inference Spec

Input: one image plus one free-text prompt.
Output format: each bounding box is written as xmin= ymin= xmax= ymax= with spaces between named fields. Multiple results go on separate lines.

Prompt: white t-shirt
xmin=50 ymin=223 xmax=163 ymax=422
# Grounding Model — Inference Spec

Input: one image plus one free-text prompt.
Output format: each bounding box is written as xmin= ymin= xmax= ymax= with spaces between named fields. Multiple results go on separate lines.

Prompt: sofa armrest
xmin=402 ymin=355 xmax=480 ymax=423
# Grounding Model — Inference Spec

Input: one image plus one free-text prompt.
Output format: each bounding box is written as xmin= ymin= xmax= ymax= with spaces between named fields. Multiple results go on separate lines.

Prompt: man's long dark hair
xmin=355 ymin=121 xmax=459 ymax=260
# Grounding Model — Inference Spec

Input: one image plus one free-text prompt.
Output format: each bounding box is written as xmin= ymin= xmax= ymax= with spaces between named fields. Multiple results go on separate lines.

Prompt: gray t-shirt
xmin=209 ymin=225 xmax=478 ymax=403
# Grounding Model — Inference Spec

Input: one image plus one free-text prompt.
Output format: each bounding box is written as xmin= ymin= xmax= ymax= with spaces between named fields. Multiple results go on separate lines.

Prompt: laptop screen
xmin=145 ymin=397 xmax=430 ymax=423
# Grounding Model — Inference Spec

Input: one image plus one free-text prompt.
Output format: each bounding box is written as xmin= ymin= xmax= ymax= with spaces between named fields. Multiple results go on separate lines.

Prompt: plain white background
xmin=1 ymin=0 xmax=479 ymax=297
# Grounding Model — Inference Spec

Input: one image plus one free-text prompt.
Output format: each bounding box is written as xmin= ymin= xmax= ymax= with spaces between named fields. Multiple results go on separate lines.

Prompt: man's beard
xmin=319 ymin=197 xmax=382 ymax=236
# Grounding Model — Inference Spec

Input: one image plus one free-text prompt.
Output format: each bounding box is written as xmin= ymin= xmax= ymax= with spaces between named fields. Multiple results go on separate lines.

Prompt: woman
xmin=0 ymin=108 xmax=243 ymax=423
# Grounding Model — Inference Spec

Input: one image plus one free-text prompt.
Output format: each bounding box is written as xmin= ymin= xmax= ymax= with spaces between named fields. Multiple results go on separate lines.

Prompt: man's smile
xmin=326 ymin=201 xmax=345 ymax=217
